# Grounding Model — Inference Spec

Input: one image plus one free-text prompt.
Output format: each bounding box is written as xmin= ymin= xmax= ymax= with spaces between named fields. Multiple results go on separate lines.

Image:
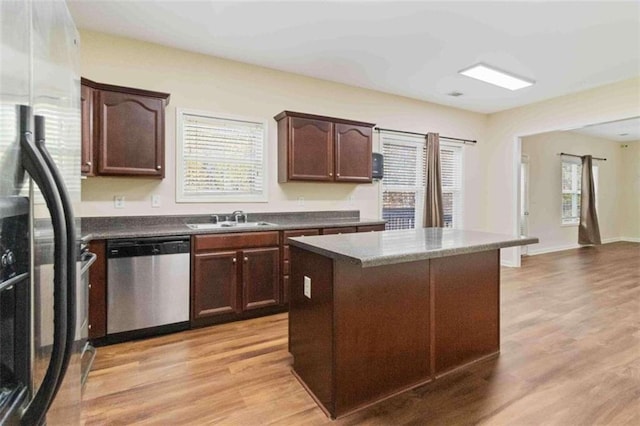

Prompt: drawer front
xmin=322 ymin=226 xmax=357 ymax=235
xmin=194 ymin=231 xmax=279 ymax=252
xmin=357 ymin=224 xmax=386 ymax=232
xmin=282 ymin=228 xmax=320 ymax=244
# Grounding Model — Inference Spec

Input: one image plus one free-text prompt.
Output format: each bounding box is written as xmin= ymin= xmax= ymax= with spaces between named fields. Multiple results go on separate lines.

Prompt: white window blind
xmin=440 ymin=143 xmax=463 ymax=228
xmin=381 ymin=133 xmax=464 ymax=230
xmin=561 ymin=158 xmax=598 ymax=225
xmin=177 ymin=110 xmax=267 ymax=203
xmin=381 ymin=134 xmax=425 ymax=229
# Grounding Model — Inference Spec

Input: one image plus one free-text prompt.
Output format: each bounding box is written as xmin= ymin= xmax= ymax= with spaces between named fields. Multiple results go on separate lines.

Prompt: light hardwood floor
xmin=81 ymin=242 xmax=640 ymax=425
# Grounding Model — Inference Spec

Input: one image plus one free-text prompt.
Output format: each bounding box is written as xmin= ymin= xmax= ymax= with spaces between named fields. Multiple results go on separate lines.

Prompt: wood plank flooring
xmin=81 ymin=242 xmax=640 ymax=425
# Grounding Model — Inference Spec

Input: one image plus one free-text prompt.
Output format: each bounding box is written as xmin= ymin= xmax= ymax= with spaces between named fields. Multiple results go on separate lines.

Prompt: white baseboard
xmin=528 ymin=243 xmax=580 ymax=256
xmin=500 ymin=259 xmax=518 ymax=268
xmin=527 ymin=237 xmax=638 ymax=256
xmin=621 ymin=236 xmax=640 ymax=243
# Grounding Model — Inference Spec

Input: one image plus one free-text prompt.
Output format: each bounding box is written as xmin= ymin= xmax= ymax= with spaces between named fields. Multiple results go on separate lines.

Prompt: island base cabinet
xmin=289 ymin=246 xmax=431 ymax=418
xmin=431 ymin=250 xmax=500 ymax=375
xmin=289 ymin=246 xmax=502 ymax=419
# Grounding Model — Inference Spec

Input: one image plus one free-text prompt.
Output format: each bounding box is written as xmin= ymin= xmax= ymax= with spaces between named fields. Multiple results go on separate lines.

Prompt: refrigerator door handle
xmin=33 ymin=114 xmax=78 ymax=403
xmin=18 ymin=105 xmax=69 ymax=426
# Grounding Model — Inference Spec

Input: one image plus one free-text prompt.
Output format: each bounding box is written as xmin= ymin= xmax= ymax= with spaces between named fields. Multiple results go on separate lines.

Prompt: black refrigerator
xmin=0 ymin=0 xmax=84 ymax=424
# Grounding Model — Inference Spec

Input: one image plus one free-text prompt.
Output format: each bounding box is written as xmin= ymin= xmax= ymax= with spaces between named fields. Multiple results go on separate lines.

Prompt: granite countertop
xmin=288 ymin=228 xmax=539 ymax=267
xmin=81 ymin=210 xmax=385 ymax=240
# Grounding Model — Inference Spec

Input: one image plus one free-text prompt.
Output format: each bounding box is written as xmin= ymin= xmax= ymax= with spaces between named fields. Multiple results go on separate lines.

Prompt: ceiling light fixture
xmin=459 ymin=63 xmax=534 ymax=91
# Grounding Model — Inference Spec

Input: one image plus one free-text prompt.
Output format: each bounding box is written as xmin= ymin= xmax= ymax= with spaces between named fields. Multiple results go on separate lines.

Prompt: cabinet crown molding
xmin=274 ymin=110 xmax=374 ymax=128
xmin=81 ymin=77 xmax=170 ymax=105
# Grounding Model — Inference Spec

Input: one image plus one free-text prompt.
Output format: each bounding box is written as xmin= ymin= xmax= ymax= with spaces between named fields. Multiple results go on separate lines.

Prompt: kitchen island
xmin=288 ymin=228 xmax=538 ymax=419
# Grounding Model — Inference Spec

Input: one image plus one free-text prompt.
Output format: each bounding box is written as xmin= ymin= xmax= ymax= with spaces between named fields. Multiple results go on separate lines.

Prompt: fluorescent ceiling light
xmin=459 ymin=63 xmax=534 ymax=91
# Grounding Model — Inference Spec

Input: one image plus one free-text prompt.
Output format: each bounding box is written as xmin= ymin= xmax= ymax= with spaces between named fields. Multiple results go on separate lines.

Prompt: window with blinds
xmin=381 ymin=132 xmax=463 ymax=230
xmin=561 ymin=158 xmax=598 ymax=225
xmin=177 ymin=110 xmax=267 ymax=202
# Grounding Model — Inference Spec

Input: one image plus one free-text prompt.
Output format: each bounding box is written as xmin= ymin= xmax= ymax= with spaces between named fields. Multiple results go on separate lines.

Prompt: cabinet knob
xmin=86 ymin=161 xmax=92 ymax=166
xmin=88 ymin=324 xmax=92 ymax=330
xmin=156 ymin=165 xmax=162 ymax=170
xmin=337 ymin=173 xmax=340 ymax=177
xmin=244 ymin=257 xmax=248 ymax=262
xmin=329 ymin=172 xmax=333 ymax=176
xmin=88 ymin=283 xmax=92 ymax=289
xmin=232 ymin=258 xmax=236 ymax=263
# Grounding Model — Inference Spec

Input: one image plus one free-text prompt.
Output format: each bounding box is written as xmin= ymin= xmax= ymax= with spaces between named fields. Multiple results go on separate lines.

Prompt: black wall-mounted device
xmin=372 ymin=153 xmax=383 ymax=180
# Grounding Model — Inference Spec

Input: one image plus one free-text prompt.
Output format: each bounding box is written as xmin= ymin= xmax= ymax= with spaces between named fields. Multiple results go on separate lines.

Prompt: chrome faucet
xmin=210 ymin=214 xmax=219 ymax=224
xmin=231 ymin=210 xmax=247 ymax=223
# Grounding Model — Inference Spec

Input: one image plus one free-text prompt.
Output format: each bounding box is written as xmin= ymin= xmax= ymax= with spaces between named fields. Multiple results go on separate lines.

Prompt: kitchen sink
xmin=186 ymin=221 xmax=277 ymax=230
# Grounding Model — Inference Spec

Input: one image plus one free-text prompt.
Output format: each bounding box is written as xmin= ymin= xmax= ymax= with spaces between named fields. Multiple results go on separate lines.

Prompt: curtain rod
xmin=374 ymin=127 xmax=477 ymax=144
xmin=559 ymin=152 xmax=607 ymax=161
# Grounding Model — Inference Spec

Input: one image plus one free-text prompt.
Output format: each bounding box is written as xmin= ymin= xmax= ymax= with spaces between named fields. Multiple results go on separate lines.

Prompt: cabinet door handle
xmin=244 ymin=257 xmax=248 ymax=262
xmin=232 ymin=258 xmax=236 ymax=263
xmin=85 ymin=161 xmax=92 ymax=167
xmin=156 ymin=165 xmax=162 ymax=170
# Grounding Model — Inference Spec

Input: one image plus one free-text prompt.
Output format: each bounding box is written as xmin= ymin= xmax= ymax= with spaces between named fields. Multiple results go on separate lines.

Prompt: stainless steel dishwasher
xmin=107 ymin=236 xmax=190 ymax=338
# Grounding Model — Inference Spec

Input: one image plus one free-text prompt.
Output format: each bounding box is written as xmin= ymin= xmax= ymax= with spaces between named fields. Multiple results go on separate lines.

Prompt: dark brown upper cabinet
xmin=275 ymin=111 xmax=374 ymax=183
xmin=81 ymin=78 xmax=170 ymax=178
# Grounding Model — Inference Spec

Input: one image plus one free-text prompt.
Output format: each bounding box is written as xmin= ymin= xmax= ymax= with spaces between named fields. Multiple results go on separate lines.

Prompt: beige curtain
xmin=424 ymin=132 xmax=444 ymax=227
xmin=578 ymin=155 xmax=601 ymax=245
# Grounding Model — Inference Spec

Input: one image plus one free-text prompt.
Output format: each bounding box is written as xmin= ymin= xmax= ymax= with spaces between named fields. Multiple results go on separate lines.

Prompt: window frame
xmin=176 ymin=108 xmax=269 ymax=203
xmin=380 ymin=132 xmax=464 ymax=230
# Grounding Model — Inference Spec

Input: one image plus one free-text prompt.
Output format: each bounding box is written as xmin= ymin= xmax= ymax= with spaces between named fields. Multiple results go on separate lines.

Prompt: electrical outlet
xmin=297 ymin=196 xmax=305 ymax=206
xmin=114 ymin=196 xmax=125 ymax=209
xmin=349 ymin=194 xmax=355 ymax=203
xmin=151 ymin=194 xmax=161 ymax=208
xmin=304 ymin=276 xmax=311 ymax=299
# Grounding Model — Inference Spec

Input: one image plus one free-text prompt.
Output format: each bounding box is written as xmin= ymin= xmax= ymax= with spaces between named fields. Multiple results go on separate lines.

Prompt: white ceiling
xmin=569 ymin=117 xmax=640 ymax=142
xmin=67 ymin=1 xmax=640 ymax=114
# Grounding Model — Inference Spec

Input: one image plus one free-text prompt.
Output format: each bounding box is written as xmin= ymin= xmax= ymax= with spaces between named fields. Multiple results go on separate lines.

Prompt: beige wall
xmin=79 ymin=30 xmax=486 ymax=228
xmin=620 ymin=141 xmax=640 ymax=239
xmin=485 ymin=77 xmax=640 ymax=265
xmin=522 ymin=131 xmax=627 ymax=254
xmin=79 ymin=30 xmax=640 ymax=265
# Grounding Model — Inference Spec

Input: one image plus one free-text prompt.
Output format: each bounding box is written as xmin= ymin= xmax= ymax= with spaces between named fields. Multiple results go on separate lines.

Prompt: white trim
xmin=526 ymin=238 xmax=635 ymax=255
xmin=620 ymin=237 xmax=640 ymax=243
xmin=175 ymin=108 xmax=269 ymax=203
xmin=500 ymin=258 xmax=518 ymax=268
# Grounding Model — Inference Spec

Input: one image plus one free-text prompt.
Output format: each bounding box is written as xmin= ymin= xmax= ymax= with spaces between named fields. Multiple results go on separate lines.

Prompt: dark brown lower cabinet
xmin=88 ymin=240 xmax=106 ymax=340
xmin=242 ymin=247 xmax=280 ymax=310
xmin=192 ymin=250 xmax=238 ymax=318
xmin=191 ymin=232 xmax=283 ymax=327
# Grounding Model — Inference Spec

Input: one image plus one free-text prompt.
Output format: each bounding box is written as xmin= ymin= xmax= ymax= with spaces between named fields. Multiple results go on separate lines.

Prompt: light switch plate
xmin=297 ymin=196 xmax=305 ymax=206
xmin=151 ymin=194 xmax=161 ymax=208
xmin=114 ymin=196 xmax=125 ymax=209
xmin=304 ymin=276 xmax=311 ymax=299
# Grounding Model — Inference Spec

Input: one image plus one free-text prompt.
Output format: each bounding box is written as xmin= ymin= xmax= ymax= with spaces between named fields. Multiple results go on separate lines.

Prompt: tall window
xmin=561 ymin=158 xmax=598 ymax=225
xmin=177 ymin=110 xmax=267 ymax=203
xmin=381 ymin=133 xmax=463 ymax=230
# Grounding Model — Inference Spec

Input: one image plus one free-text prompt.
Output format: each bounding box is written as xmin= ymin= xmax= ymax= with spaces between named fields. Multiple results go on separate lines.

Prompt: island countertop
xmin=288 ymin=228 xmax=538 ymax=267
